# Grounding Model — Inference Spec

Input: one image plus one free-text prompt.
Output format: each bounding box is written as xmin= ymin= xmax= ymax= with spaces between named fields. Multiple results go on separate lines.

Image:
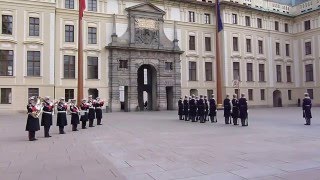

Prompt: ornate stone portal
xmin=106 ymin=2 xmax=183 ymax=112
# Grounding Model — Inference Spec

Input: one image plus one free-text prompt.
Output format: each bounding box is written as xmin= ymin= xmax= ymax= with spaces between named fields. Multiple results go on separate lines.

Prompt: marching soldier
xmin=95 ymin=97 xmax=104 ymax=125
xmin=69 ymin=99 xmax=80 ymax=131
xmin=223 ymin=94 xmax=232 ymax=124
xmin=88 ymin=95 xmax=96 ymax=127
xmin=183 ymin=96 xmax=189 ymax=121
xmin=198 ymin=95 xmax=205 ymax=123
xmin=80 ymin=99 xmax=89 ymax=129
xmin=56 ymin=97 xmax=68 ymax=134
xmin=231 ymin=94 xmax=240 ymax=125
xmin=41 ymin=96 xmax=54 ymax=137
xmin=26 ymin=97 xmax=41 ymax=141
xmin=302 ymin=93 xmax=312 ymax=125
xmin=178 ymin=97 xmax=184 ymax=120
xmin=239 ymin=93 xmax=248 ymax=126
xmin=195 ymin=96 xmax=199 ymax=121
xmin=189 ymin=95 xmax=197 ymax=122
xmin=204 ymin=96 xmax=209 ymax=122
xmin=209 ymin=94 xmax=217 ymax=123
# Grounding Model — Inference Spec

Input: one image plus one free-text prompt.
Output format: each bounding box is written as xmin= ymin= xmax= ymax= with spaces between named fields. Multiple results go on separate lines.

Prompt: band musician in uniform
xmin=26 ymin=96 xmax=41 ymax=141
xmin=183 ymin=96 xmax=189 ymax=121
xmin=69 ymin=99 xmax=80 ymax=131
xmin=56 ymin=97 xmax=68 ymax=134
xmin=41 ymin=96 xmax=54 ymax=137
xmin=88 ymin=95 xmax=96 ymax=127
xmin=80 ymin=99 xmax=89 ymax=129
xmin=95 ymin=97 xmax=104 ymax=125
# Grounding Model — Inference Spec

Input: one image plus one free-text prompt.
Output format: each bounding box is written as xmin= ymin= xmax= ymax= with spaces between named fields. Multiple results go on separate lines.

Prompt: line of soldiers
xmin=25 ymin=95 xmax=104 ymax=141
xmin=178 ymin=93 xmax=249 ymax=126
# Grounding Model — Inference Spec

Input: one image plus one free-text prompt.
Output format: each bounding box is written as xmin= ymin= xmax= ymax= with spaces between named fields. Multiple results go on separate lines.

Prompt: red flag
xmin=79 ymin=0 xmax=86 ymax=19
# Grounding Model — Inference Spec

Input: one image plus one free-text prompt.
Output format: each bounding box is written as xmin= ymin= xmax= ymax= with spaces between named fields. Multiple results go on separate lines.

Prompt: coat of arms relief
xmin=134 ymin=18 xmax=159 ymax=45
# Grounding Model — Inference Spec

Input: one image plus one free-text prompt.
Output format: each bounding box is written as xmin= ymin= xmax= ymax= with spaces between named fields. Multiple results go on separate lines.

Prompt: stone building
xmin=0 ymin=0 xmax=319 ymax=111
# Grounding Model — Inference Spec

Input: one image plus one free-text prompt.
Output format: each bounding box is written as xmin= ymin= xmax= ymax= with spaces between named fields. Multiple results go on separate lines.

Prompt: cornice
xmin=0 ymin=39 xmax=18 ymax=44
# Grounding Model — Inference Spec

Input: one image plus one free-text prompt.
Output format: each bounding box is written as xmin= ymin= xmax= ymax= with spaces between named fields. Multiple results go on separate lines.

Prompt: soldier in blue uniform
xmin=195 ymin=96 xmax=199 ymax=121
xmin=231 ymin=94 xmax=239 ymax=125
xmin=178 ymin=97 xmax=184 ymax=120
xmin=223 ymin=94 xmax=232 ymax=124
xmin=26 ymin=97 xmax=41 ymax=141
xmin=88 ymin=95 xmax=96 ymax=127
xmin=239 ymin=93 xmax=248 ymax=126
xmin=56 ymin=97 xmax=68 ymax=134
xmin=209 ymin=94 xmax=217 ymax=123
xmin=302 ymin=93 xmax=312 ymax=125
xmin=41 ymin=96 xmax=54 ymax=137
xmin=189 ymin=95 xmax=197 ymax=122
xmin=183 ymin=96 xmax=189 ymax=121
xmin=198 ymin=95 xmax=205 ymax=123
xmin=204 ymin=96 xmax=209 ymax=121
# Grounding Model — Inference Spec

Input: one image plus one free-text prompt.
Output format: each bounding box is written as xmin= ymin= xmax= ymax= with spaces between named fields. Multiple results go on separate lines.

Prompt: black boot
xmin=89 ymin=119 xmax=95 ymax=127
xmin=29 ymin=131 xmax=37 ymax=141
xmin=225 ymin=117 xmax=229 ymax=124
xmin=233 ymin=118 xmax=238 ymax=125
xmin=241 ymin=118 xmax=246 ymax=126
xmin=44 ymin=126 xmax=51 ymax=137
xmin=97 ymin=119 xmax=102 ymax=125
xmin=72 ymin=124 xmax=78 ymax=131
xmin=185 ymin=115 xmax=189 ymax=121
xmin=59 ymin=126 xmax=65 ymax=134
xmin=82 ymin=121 xmax=87 ymax=129
xmin=305 ymin=118 xmax=311 ymax=125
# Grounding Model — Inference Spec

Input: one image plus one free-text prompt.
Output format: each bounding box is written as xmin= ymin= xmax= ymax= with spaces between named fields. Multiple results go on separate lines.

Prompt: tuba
xmin=31 ymin=97 xmax=43 ymax=118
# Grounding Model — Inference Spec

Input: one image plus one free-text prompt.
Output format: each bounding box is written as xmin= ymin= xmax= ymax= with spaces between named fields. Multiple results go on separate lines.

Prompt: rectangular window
xmin=205 ymin=62 xmax=213 ymax=81
xmin=189 ymin=11 xmax=195 ymax=22
xmin=286 ymin=66 xmax=292 ymax=82
xmin=260 ymin=89 xmax=265 ymax=101
xmin=276 ymin=42 xmax=280 ymax=55
xmin=165 ymin=62 xmax=173 ymax=71
xmin=205 ymin=37 xmax=211 ymax=51
xmin=232 ymin=14 xmax=237 ymax=24
xmin=285 ymin=44 xmax=290 ymax=57
xmin=88 ymin=27 xmax=97 ymax=44
xmin=119 ymin=60 xmax=128 ymax=69
xmin=288 ymin=90 xmax=292 ymax=100
xmin=2 ymin=15 xmax=12 ymax=35
xmin=189 ymin=61 xmax=196 ymax=81
xmin=305 ymin=64 xmax=313 ymax=82
xmin=258 ymin=40 xmax=263 ymax=54
xmin=233 ymin=62 xmax=240 ymax=80
xmin=65 ymin=0 xmax=74 ymax=9
xmin=234 ymin=89 xmax=239 ymax=97
xmin=304 ymin=20 xmax=311 ymax=31
xmin=65 ymin=25 xmax=74 ymax=42
xmin=64 ymin=55 xmax=75 ymax=78
xmin=189 ymin=35 xmax=195 ymax=50
xmin=204 ymin=13 xmax=210 ymax=24
xmin=275 ymin=21 xmax=279 ymax=31
xmin=259 ymin=64 xmax=265 ymax=82
xmin=257 ymin=18 xmax=262 ymax=28
xmin=245 ymin=16 xmax=251 ymax=26
xmin=0 ymin=50 xmax=13 ymax=76
xmin=276 ymin=65 xmax=282 ymax=82
xmin=28 ymin=88 xmax=39 ymax=98
xmin=207 ymin=90 xmax=213 ymax=99
xmin=0 ymin=88 xmax=11 ymax=104
xmin=87 ymin=56 xmax=98 ymax=79
xmin=88 ymin=0 xmax=97 ymax=12
xmin=285 ymin=23 xmax=289 ymax=32
xmin=246 ymin=39 xmax=251 ymax=53
xmin=29 ymin=17 xmax=39 ymax=36
xmin=233 ymin=37 xmax=238 ymax=51
xmin=65 ymin=89 xmax=74 ymax=102
xmin=27 ymin=51 xmax=41 ymax=76
xmin=307 ymin=89 xmax=313 ymax=99
xmin=305 ymin=42 xmax=312 ymax=55
xmin=248 ymin=89 xmax=253 ymax=101
xmin=247 ymin=63 xmax=253 ymax=81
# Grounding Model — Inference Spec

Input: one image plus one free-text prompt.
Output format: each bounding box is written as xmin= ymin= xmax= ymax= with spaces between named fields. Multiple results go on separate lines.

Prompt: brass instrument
xmin=30 ymin=96 xmax=44 ymax=118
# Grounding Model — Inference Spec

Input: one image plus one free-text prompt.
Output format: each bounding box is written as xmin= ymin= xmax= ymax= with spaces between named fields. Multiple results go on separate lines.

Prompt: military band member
xmin=231 ymin=94 xmax=239 ymax=125
xmin=57 ymin=97 xmax=68 ymax=134
xmin=223 ymin=94 xmax=232 ymax=124
xmin=302 ymin=93 xmax=312 ymax=125
xmin=195 ymin=96 xmax=199 ymax=121
xmin=88 ymin=95 xmax=96 ymax=127
xmin=239 ymin=93 xmax=248 ymax=126
xmin=26 ymin=97 xmax=41 ymax=141
xmin=178 ymin=97 xmax=184 ymax=120
xmin=209 ymin=94 xmax=217 ymax=123
xmin=204 ymin=96 xmax=209 ymax=121
xmin=69 ymin=99 xmax=80 ymax=131
xmin=183 ymin=96 xmax=189 ymax=121
xmin=189 ymin=95 xmax=197 ymax=122
xmin=80 ymin=99 xmax=89 ymax=129
xmin=95 ymin=97 xmax=104 ymax=125
xmin=41 ymin=96 xmax=54 ymax=137
xmin=198 ymin=95 xmax=205 ymax=123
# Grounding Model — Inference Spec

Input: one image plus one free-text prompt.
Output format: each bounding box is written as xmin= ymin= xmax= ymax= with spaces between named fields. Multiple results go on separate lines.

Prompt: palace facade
xmin=0 ymin=0 xmax=319 ymax=111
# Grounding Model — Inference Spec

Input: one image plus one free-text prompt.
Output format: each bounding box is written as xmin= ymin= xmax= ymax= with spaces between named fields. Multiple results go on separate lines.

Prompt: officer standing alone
xmin=302 ymin=93 xmax=312 ymax=125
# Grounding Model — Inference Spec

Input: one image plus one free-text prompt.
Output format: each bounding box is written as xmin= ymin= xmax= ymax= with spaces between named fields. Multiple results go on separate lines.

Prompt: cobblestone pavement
xmin=1 ymin=107 xmax=320 ymax=180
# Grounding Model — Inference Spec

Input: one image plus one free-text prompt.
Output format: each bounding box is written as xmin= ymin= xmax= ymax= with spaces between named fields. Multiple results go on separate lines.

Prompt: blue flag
xmin=217 ymin=0 xmax=223 ymax=32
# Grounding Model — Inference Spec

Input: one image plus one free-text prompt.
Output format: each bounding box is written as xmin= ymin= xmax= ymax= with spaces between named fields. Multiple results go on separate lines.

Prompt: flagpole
xmin=215 ymin=0 xmax=223 ymax=107
xmin=77 ymin=0 xmax=84 ymax=106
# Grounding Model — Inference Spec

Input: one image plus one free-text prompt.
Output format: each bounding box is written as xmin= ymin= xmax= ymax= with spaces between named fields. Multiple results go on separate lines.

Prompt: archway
xmin=137 ymin=64 xmax=157 ymax=111
xmin=273 ymin=90 xmax=282 ymax=107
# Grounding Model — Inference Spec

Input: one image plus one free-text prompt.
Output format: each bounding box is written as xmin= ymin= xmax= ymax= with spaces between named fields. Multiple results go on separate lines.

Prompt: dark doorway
xmin=273 ymin=90 xmax=282 ymax=107
xmin=166 ymin=86 xmax=174 ymax=110
xmin=88 ymin=88 xmax=99 ymax=99
xmin=137 ymin=64 xmax=157 ymax=111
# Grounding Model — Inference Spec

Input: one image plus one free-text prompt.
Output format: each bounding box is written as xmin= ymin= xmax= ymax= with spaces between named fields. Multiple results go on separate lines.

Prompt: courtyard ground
xmin=1 ymin=107 xmax=320 ymax=180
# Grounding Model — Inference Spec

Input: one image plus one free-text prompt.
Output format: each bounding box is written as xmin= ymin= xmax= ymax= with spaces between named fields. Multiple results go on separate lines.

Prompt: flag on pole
xmin=217 ymin=0 xmax=223 ymax=32
xmin=79 ymin=0 xmax=86 ymax=19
